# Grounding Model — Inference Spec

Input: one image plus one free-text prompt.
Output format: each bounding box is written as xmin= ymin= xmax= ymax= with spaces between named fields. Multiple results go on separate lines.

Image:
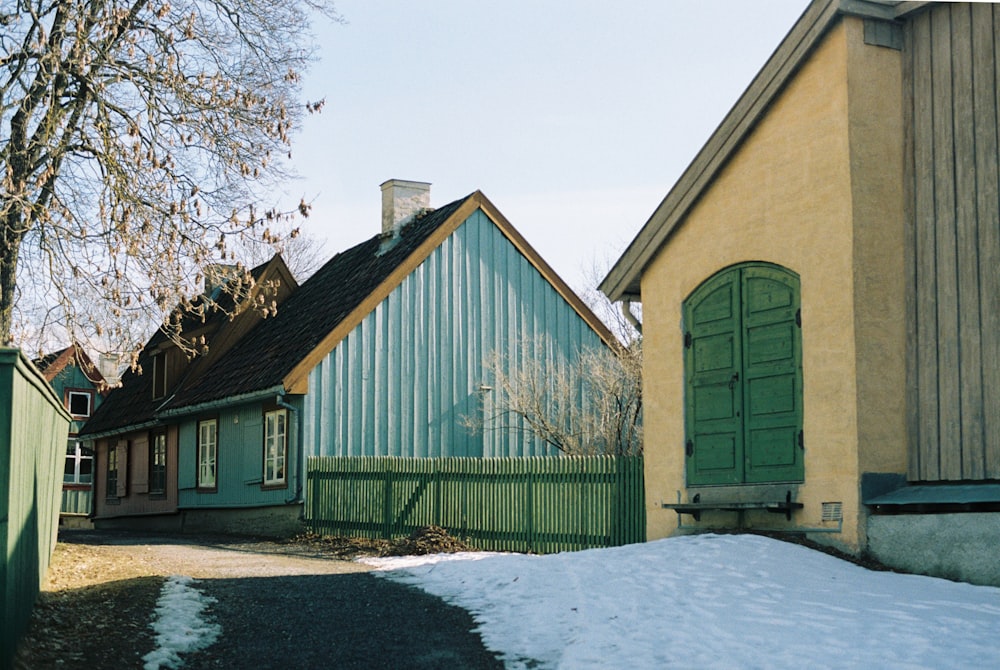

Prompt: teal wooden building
xmin=82 ymin=181 xmax=613 ymax=534
xmin=33 ymin=344 xmax=107 ymax=522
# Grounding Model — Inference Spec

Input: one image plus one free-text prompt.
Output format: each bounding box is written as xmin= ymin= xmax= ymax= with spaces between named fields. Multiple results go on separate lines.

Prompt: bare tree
xmin=469 ymin=336 xmax=643 ymax=456
xmin=234 ymin=225 xmax=329 ymax=283
xmin=578 ymin=253 xmax=642 ymax=345
xmin=1 ymin=0 xmax=338 ymax=358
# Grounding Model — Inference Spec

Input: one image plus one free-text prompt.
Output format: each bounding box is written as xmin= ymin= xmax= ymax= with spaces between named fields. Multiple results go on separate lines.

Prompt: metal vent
xmin=821 ymin=502 xmax=843 ymax=522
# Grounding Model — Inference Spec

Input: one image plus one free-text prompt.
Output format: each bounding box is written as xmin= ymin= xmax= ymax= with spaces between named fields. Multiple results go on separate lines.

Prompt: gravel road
xmin=17 ymin=530 xmax=505 ymax=669
xmin=186 ymin=572 xmax=503 ymax=669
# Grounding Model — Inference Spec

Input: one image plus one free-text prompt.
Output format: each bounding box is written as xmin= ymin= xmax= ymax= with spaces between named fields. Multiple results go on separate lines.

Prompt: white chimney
xmin=380 ymin=179 xmax=431 ymax=235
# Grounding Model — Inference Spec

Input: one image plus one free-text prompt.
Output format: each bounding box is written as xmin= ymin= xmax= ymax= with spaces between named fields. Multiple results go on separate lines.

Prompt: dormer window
xmin=152 ymin=351 xmax=167 ymax=400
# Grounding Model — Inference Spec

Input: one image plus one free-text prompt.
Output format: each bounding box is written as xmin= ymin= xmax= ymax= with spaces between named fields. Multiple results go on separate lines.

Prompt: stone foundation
xmin=866 ymin=512 xmax=1000 ymax=586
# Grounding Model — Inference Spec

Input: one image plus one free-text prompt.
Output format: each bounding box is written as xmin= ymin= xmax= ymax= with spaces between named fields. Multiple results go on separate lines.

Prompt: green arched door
xmin=683 ymin=263 xmax=803 ymax=486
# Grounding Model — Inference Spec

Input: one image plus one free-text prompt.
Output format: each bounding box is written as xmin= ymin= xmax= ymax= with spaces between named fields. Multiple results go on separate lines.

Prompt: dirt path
xmin=15 ymin=530 xmax=503 ymax=669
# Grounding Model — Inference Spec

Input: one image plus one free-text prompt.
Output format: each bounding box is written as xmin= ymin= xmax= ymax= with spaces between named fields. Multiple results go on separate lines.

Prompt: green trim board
xmin=683 ymin=263 xmax=803 ymax=486
xmin=866 ymin=483 xmax=1000 ymax=506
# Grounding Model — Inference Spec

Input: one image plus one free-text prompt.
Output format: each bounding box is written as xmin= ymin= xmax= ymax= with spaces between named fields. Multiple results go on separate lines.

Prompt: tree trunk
xmin=0 ymin=213 xmax=23 ymax=345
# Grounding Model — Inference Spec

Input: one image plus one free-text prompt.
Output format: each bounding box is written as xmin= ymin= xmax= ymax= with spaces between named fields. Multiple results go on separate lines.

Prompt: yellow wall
xmin=640 ymin=18 xmax=906 ymax=551
xmin=846 ymin=23 xmax=908 ymax=479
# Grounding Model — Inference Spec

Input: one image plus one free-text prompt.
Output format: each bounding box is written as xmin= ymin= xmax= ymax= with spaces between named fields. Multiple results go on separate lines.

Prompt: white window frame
xmin=263 ymin=408 xmax=287 ymax=487
xmin=66 ymin=390 xmax=94 ymax=418
xmin=197 ymin=419 xmax=217 ymax=490
xmin=64 ymin=440 xmax=94 ymax=485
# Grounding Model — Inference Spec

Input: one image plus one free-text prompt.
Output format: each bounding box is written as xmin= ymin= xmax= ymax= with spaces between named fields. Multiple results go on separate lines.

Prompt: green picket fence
xmin=1 ymin=349 xmax=71 ymax=667
xmin=305 ymin=455 xmax=645 ymax=554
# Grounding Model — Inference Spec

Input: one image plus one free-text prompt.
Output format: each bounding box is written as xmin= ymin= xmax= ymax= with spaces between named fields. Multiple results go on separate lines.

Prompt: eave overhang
xmin=599 ymin=0 xmax=933 ymax=303
xmin=157 ymin=384 xmax=287 ymax=418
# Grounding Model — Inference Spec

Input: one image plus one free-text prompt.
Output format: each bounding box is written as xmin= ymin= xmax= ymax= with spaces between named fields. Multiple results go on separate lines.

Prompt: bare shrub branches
xmin=469 ymin=336 xmax=643 ymax=456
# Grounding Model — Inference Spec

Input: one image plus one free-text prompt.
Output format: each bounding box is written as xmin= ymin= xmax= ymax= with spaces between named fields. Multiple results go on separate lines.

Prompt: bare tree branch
xmin=467 ymin=336 xmax=643 ymax=456
xmin=1 ymin=0 xmax=340 ymax=359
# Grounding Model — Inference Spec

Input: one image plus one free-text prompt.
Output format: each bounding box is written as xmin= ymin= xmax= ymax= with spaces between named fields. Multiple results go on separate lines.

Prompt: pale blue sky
xmin=280 ymin=1 xmax=811 ymax=291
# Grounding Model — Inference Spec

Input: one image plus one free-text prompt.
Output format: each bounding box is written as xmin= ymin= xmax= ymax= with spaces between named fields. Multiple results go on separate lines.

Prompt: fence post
xmin=526 ymin=463 xmax=534 ymax=553
xmin=432 ymin=459 xmax=441 ymax=528
xmin=382 ymin=459 xmax=392 ymax=539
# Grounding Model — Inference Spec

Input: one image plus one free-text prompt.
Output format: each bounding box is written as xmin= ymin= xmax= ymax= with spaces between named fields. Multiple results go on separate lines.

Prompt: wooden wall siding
xmin=50 ymin=363 xmax=103 ymax=434
xmin=60 ymin=488 xmax=92 ymax=516
xmin=303 ymin=210 xmax=606 ymax=460
xmin=906 ymin=3 xmax=1000 ymax=481
xmin=177 ymin=401 xmax=298 ymax=508
xmin=0 ymin=350 xmax=70 ymax=665
xmin=94 ymin=426 xmax=180 ymax=516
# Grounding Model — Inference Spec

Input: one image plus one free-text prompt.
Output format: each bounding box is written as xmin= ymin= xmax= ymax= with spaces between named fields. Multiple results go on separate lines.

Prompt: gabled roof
xmin=82 ymin=189 xmax=615 ymax=433
xmin=33 ymin=343 xmax=105 ymax=387
xmin=143 ymin=255 xmax=293 ymax=353
xmin=81 ymin=255 xmax=289 ymax=437
xmin=600 ymin=0 xmax=932 ymax=301
xmin=79 ymin=346 xmax=162 ymax=437
xmin=163 ymin=190 xmax=615 ymax=413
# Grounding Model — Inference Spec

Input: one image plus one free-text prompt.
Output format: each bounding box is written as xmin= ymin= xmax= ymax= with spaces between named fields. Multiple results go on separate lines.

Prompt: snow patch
xmin=365 ymin=534 xmax=1000 ymax=669
xmin=142 ymin=575 xmax=221 ymax=670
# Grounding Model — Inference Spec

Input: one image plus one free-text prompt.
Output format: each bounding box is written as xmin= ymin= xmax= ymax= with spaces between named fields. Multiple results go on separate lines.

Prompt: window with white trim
xmin=64 ymin=441 xmax=94 ymax=484
xmin=66 ymin=390 xmax=94 ymax=418
xmin=263 ymin=408 xmax=287 ymax=487
xmin=197 ymin=419 xmax=217 ymax=490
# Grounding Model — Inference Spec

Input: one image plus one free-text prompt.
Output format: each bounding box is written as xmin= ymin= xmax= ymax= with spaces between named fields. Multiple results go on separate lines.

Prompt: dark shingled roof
xmin=80 ymin=346 xmax=161 ymax=435
xmin=33 ymin=349 xmax=63 ymax=373
xmin=81 ymin=259 xmax=275 ymax=436
xmin=165 ymin=195 xmax=468 ymax=410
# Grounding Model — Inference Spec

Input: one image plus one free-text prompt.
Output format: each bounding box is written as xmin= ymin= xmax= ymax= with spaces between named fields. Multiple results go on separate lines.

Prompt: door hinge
xmin=685 ymin=440 xmax=694 ymax=457
xmin=798 ymin=430 xmax=804 ymax=450
xmin=795 ymin=308 xmax=802 ymax=328
xmin=684 ymin=331 xmax=692 ymax=348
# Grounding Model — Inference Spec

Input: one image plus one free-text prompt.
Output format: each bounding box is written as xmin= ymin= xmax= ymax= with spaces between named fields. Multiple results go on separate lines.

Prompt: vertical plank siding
xmin=305 ymin=455 xmax=645 ymax=554
xmin=0 ymin=350 xmax=70 ymax=665
xmin=45 ymin=359 xmax=104 ymax=517
xmin=177 ymin=401 xmax=297 ymax=509
xmin=981 ymin=7 xmax=1000 ymax=479
xmin=303 ymin=210 xmax=608 ymax=461
xmin=60 ymin=488 xmax=92 ymax=516
xmin=95 ymin=425 xmax=180 ymax=516
xmin=906 ymin=4 xmax=1000 ymax=480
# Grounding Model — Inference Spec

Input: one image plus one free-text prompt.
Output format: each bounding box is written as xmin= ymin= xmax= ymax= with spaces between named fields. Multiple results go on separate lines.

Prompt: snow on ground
xmin=363 ymin=534 xmax=1000 ymax=669
xmin=142 ymin=575 xmax=221 ymax=670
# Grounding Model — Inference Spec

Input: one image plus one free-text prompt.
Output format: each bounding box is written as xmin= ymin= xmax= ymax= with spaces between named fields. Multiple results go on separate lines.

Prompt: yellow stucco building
xmin=603 ymin=0 xmax=1000 ymax=586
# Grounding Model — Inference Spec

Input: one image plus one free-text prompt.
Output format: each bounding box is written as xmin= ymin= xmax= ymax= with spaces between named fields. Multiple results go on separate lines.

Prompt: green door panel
xmin=748 ymin=427 xmax=799 ymax=467
xmin=684 ymin=263 xmax=803 ymax=486
xmin=694 ymin=433 xmax=738 ymax=474
xmin=685 ymin=269 xmax=743 ymax=485
xmin=742 ymin=266 xmax=802 ymax=483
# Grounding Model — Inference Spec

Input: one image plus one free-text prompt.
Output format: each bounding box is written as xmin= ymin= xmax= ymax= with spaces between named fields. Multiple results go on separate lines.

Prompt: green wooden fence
xmin=306 ymin=455 xmax=645 ymax=554
xmin=0 ymin=349 xmax=71 ymax=667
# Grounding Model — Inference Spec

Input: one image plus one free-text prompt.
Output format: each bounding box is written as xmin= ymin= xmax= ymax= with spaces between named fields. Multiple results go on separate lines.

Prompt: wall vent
xmin=821 ymin=502 xmax=843 ymax=522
